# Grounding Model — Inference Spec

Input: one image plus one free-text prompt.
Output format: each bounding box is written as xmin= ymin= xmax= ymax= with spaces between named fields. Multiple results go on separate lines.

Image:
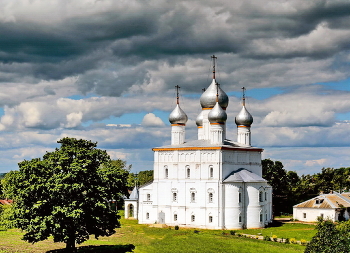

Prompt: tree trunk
xmin=66 ymin=236 xmax=76 ymax=252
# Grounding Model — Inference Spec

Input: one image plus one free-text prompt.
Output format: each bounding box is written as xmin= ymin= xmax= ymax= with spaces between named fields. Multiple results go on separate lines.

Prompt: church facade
xmin=125 ymin=59 xmax=272 ymax=229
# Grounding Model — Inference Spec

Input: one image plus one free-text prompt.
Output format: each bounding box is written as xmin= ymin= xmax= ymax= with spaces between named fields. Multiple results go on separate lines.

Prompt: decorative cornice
xmin=153 ymin=146 xmax=263 ymax=152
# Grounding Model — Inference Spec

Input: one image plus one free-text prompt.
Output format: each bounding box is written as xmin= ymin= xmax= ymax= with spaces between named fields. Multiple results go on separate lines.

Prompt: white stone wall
xmin=293 ymin=207 xmax=336 ymax=222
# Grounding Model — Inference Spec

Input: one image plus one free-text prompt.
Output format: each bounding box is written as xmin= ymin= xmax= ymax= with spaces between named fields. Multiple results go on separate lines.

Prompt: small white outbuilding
xmin=293 ymin=191 xmax=350 ymax=222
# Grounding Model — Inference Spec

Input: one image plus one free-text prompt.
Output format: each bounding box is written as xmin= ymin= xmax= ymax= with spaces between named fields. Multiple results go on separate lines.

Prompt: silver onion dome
xmin=235 ymin=106 xmax=253 ymax=126
xmin=200 ymin=79 xmax=229 ymax=109
xmin=208 ymin=102 xmax=227 ymax=123
xmin=169 ymin=104 xmax=188 ymax=124
xmin=195 ymin=110 xmax=204 ymax=127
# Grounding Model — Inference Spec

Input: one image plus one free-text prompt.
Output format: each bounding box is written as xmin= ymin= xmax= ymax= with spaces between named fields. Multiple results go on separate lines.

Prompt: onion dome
xmin=200 ymin=79 xmax=229 ymax=109
xmin=195 ymin=110 xmax=204 ymax=127
xmin=169 ymin=104 xmax=188 ymax=125
xmin=208 ymin=102 xmax=227 ymax=123
xmin=235 ymin=106 xmax=253 ymax=126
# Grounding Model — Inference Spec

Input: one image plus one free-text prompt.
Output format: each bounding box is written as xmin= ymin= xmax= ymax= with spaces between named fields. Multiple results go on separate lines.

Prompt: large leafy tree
xmin=2 ymin=137 xmax=129 ymax=251
xmin=305 ymin=219 xmax=350 ymax=253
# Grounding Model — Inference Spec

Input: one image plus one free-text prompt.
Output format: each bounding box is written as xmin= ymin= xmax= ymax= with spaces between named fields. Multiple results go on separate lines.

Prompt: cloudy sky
xmin=0 ymin=0 xmax=350 ymax=175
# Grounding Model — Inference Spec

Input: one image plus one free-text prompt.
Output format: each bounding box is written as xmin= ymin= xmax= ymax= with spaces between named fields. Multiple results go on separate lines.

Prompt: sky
xmin=0 ymin=0 xmax=350 ymax=175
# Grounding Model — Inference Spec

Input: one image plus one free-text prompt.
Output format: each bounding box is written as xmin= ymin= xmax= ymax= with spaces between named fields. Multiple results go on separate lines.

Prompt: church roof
xmin=294 ymin=192 xmax=350 ymax=209
xmin=153 ymin=139 xmax=263 ymax=151
xmin=128 ymin=186 xmax=139 ymax=200
xmin=223 ymin=168 xmax=267 ymax=183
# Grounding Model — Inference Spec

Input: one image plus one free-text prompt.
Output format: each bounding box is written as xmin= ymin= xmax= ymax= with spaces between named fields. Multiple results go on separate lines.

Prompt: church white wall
xmin=222 ymin=150 xmax=262 ymax=179
xmin=293 ymin=208 xmax=336 ymax=222
xmin=139 ymin=148 xmax=271 ymax=229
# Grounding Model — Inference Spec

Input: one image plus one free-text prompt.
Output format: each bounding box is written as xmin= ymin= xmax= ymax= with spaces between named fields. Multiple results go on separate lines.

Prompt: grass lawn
xmin=0 ymin=216 xmax=310 ymax=253
xmin=240 ymin=222 xmax=317 ymax=241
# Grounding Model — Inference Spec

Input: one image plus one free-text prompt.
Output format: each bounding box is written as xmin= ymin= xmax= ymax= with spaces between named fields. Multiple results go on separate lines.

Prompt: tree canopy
xmin=2 ymin=137 xmax=129 ymax=251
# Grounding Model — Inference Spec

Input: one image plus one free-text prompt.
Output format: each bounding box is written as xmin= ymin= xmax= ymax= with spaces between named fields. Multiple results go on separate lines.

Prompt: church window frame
xmin=260 ymin=213 xmax=263 ymax=222
xmin=146 ymin=212 xmax=150 ymax=219
xmin=208 ymin=192 xmax=213 ymax=203
xmin=191 ymin=215 xmax=195 ymax=222
xmin=147 ymin=193 xmax=151 ymax=201
xmin=173 ymin=192 xmax=177 ymax=202
xmin=303 ymin=213 xmax=306 ymax=219
xmin=186 ymin=165 xmax=190 ymax=178
xmin=265 ymin=191 xmax=267 ymax=201
xmin=239 ymin=215 xmax=242 ymax=223
xmin=209 ymin=165 xmax=214 ymax=178
xmin=209 ymin=215 xmax=213 ymax=223
xmin=191 ymin=192 xmax=196 ymax=203
xmin=174 ymin=213 xmax=178 ymax=221
xmin=239 ymin=192 xmax=242 ymax=203
xmin=164 ymin=166 xmax=168 ymax=179
xmin=259 ymin=191 xmax=263 ymax=202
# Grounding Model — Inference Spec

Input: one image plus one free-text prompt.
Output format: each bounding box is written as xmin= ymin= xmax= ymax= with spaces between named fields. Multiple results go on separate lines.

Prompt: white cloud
xmin=141 ymin=113 xmax=165 ymax=127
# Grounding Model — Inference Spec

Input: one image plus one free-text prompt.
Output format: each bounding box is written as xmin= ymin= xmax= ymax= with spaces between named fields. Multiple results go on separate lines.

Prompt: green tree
xmin=262 ymin=159 xmax=290 ymax=214
xmin=305 ymin=219 xmax=350 ymax=253
xmin=2 ymin=137 xmax=129 ymax=251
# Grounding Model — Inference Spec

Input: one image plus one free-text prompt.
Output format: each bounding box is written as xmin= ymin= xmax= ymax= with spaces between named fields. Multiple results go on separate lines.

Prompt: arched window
xmin=146 ymin=212 xmax=150 ymax=219
xmin=174 ymin=214 xmax=178 ymax=221
xmin=209 ymin=166 xmax=213 ymax=178
xmin=165 ymin=166 xmax=168 ymax=179
xmin=260 ymin=213 xmax=263 ymax=222
xmin=239 ymin=215 xmax=242 ymax=222
xmin=191 ymin=192 xmax=196 ymax=202
xmin=209 ymin=193 xmax=213 ymax=203
xmin=239 ymin=192 xmax=242 ymax=203
xmin=191 ymin=215 xmax=195 ymax=222
xmin=147 ymin=194 xmax=151 ymax=201
xmin=259 ymin=191 xmax=263 ymax=202
xmin=209 ymin=215 xmax=213 ymax=223
xmin=173 ymin=192 xmax=177 ymax=202
xmin=265 ymin=191 xmax=267 ymax=201
xmin=186 ymin=166 xmax=190 ymax=178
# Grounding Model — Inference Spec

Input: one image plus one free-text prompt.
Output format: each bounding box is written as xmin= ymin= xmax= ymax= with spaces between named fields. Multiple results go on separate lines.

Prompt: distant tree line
xmin=262 ymin=159 xmax=350 ymax=215
xmin=127 ymin=170 xmax=154 ymax=189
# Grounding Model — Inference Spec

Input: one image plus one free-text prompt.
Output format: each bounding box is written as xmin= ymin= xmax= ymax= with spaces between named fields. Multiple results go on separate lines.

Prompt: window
xmin=239 ymin=192 xmax=242 ymax=203
xmin=173 ymin=192 xmax=177 ymax=202
xmin=260 ymin=213 xmax=263 ymax=222
xmin=265 ymin=192 xmax=267 ymax=201
xmin=259 ymin=191 xmax=263 ymax=202
xmin=187 ymin=167 xmax=191 ymax=178
xmin=209 ymin=166 xmax=213 ymax=178
xmin=147 ymin=194 xmax=151 ymax=201
xmin=303 ymin=213 xmax=306 ymax=219
xmin=239 ymin=215 xmax=242 ymax=222
xmin=191 ymin=215 xmax=195 ymax=222
xmin=209 ymin=216 xmax=213 ymax=223
xmin=191 ymin=192 xmax=196 ymax=202
xmin=209 ymin=193 xmax=213 ymax=203
xmin=165 ymin=167 xmax=168 ymax=179
xmin=146 ymin=212 xmax=149 ymax=219
xmin=174 ymin=214 xmax=178 ymax=221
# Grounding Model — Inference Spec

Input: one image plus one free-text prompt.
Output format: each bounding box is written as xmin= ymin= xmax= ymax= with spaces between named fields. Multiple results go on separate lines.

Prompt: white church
xmin=125 ymin=56 xmax=272 ymax=229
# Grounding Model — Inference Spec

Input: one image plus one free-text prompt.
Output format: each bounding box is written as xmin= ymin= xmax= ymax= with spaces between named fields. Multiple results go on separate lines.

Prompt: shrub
xmin=230 ymin=230 xmax=236 ymax=235
xmin=264 ymin=235 xmax=271 ymax=241
xmin=194 ymin=230 xmax=200 ymax=234
xmin=290 ymin=238 xmax=297 ymax=244
xmin=272 ymin=235 xmax=278 ymax=242
xmin=237 ymin=233 xmax=242 ymax=237
xmin=174 ymin=225 xmax=179 ymax=230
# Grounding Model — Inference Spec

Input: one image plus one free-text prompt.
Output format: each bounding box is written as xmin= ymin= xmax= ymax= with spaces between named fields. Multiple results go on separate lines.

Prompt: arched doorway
xmin=128 ymin=204 xmax=134 ymax=218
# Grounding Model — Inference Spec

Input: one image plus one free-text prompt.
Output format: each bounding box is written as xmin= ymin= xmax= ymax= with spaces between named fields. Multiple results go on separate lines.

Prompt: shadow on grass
xmin=46 ymin=244 xmax=135 ymax=253
xmin=267 ymin=220 xmax=283 ymax=228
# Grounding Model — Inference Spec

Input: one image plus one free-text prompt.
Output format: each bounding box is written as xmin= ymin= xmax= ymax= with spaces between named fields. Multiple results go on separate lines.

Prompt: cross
xmin=242 ymin=87 xmax=246 ymax=106
xmin=175 ymin=85 xmax=180 ymax=104
xmin=211 ymin=55 xmax=217 ymax=79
